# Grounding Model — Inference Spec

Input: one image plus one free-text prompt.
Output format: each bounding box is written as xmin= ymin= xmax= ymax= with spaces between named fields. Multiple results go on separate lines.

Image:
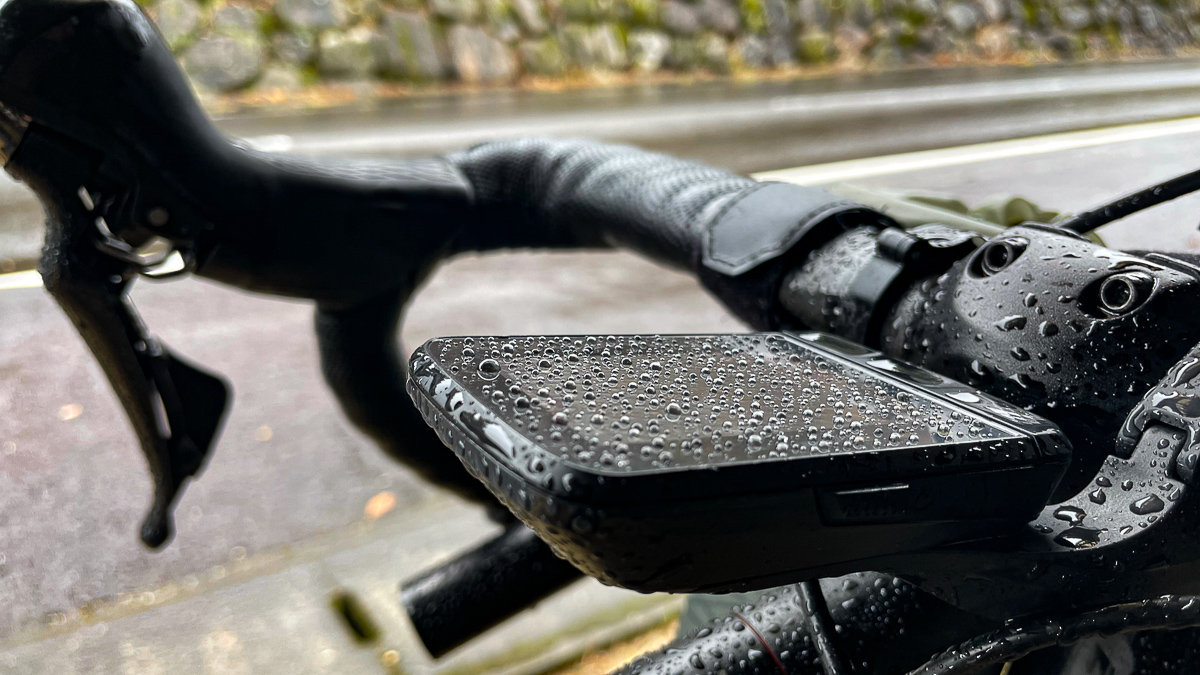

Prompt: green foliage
xmin=260 ymin=8 xmax=284 ymax=34
xmin=620 ymin=0 xmax=661 ymax=26
xmin=521 ymin=37 xmax=568 ymax=74
xmin=893 ymin=19 xmax=916 ymax=48
xmin=560 ymin=0 xmax=601 ymax=20
xmin=739 ymin=0 xmax=766 ymax=34
xmin=796 ymin=28 xmax=832 ymax=61
xmin=1018 ymin=0 xmax=1039 ymax=26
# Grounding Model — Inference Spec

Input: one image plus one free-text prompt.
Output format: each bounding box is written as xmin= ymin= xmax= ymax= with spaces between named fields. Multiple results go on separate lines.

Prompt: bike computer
xmin=407 ymin=332 xmax=1070 ymax=594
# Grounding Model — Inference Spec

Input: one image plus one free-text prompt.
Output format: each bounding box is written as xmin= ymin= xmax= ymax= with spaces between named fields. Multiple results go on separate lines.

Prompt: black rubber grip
xmin=448 ymin=137 xmax=757 ymax=267
xmin=447 ymin=138 xmax=889 ymax=327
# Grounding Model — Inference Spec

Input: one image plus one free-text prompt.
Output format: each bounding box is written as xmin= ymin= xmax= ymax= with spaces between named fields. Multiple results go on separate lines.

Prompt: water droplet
xmin=478 ymin=359 xmax=501 ymax=380
xmin=1055 ymin=527 xmax=1100 ymax=549
xmin=995 ymin=315 xmax=1028 ymax=331
xmin=1130 ymin=494 xmax=1165 ymax=515
xmin=1053 ymin=505 xmax=1087 ymax=525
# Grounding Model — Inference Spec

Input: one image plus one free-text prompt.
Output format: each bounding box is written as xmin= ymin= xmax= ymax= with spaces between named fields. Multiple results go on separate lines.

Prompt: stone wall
xmin=147 ymin=0 xmax=1200 ymax=95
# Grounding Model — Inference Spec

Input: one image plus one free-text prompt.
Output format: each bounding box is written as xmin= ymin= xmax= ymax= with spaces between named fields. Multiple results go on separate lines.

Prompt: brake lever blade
xmin=44 ymin=266 xmax=230 ymax=547
xmin=142 ymin=339 xmax=230 ymax=546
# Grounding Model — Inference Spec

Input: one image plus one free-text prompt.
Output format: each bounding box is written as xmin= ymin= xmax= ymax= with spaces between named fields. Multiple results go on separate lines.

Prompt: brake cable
xmin=797 ymin=580 xmax=850 ymax=675
xmin=1057 ymin=164 xmax=1200 ymax=234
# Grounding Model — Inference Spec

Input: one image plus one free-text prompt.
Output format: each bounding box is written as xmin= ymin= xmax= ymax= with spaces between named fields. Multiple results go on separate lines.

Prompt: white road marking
xmin=7 ymin=114 xmax=1200 ymax=292
xmin=0 ymin=269 xmax=41 ymax=290
xmin=753 ymin=115 xmax=1200 ymax=185
xmin=764 ymin=70 xmax=1200 ymax=116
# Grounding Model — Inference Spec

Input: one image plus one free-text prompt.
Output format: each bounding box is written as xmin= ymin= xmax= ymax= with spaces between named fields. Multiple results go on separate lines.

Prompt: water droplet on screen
xmin=478 ymin=359 xmax=501 ymax=380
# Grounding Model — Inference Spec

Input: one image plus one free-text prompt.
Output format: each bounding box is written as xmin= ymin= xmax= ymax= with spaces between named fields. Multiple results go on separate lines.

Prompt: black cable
xmin=906 ymin=595 xmax=1200 ymax=675
xmin=1057 ymin=165 xmax=1200 ymax=234
xmin=797 ymin=580 xmax=850 ymax=675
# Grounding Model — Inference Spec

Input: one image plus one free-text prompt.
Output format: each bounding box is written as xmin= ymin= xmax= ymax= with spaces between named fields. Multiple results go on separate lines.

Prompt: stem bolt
xmin=147 ymin=207 xmax=170 ymax=227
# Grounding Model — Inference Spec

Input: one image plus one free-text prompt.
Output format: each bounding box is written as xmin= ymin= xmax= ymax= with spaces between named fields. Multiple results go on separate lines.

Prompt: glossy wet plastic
xmin=407 ymin=332 xmax=1070 ymax=593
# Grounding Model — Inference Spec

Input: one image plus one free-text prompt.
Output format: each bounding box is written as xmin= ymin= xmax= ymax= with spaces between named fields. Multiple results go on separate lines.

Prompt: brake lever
xmin=13 ymin=125 xmax=229 ymax=548
xmin=43 ymin=259 xmax=228 ymax=547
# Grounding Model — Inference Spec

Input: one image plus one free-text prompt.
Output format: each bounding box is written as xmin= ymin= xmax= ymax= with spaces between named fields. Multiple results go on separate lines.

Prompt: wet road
xmin=224 ymin=58 xmax=1200 ymax=172
xmin=4 ymin=77 xmax=1200 ymax=671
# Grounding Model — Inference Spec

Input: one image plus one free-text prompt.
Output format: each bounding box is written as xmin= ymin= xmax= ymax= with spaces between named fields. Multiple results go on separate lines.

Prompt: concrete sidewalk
xmin=0 ymin=495 xmax=681 ymax=675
